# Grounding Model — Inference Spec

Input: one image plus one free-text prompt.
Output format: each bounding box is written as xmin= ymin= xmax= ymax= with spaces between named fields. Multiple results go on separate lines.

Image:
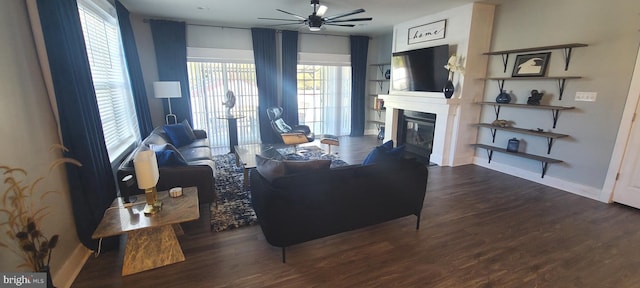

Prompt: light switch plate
xmin=575 ymin=92 xmax=597 ymax=102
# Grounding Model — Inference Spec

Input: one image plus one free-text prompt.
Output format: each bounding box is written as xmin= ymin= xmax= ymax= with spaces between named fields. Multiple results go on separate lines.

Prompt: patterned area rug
xmin=210 ymin=149 xmax=348 ymax=232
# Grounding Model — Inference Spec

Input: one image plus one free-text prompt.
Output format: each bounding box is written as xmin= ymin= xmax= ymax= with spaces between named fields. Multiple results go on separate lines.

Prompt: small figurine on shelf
xmin=491 ymin=119 xmax=512 ymax=128
xmin=527 ymin=89 xmax=544 ymax=105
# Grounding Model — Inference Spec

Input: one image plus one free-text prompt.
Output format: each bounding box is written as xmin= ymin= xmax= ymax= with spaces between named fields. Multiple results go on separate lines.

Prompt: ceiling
xmin=119 ymin=0 xmax=506 ymax=35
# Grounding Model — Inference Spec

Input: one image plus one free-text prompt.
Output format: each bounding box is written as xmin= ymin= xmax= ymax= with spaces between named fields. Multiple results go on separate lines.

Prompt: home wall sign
xmin=408 ymin=20 xmax=446 ymax=45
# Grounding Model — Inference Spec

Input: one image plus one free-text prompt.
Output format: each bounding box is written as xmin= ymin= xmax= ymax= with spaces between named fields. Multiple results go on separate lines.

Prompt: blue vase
xmin=443 ymin=81 xmax=454 ymax=99
xmin=496 ymin=90 xmax=511 ymax=103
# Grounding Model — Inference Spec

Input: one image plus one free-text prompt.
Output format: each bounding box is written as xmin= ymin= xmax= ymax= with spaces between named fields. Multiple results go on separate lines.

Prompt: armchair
xmin=267 ymin=107 xmax=315 ymax=148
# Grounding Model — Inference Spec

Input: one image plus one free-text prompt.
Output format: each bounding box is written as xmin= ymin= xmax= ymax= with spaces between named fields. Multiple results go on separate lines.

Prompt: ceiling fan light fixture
xmin=316 ymin=5 xmax=328 ymax=17
xmin=309 ymin=26 xmax=322 ymax=31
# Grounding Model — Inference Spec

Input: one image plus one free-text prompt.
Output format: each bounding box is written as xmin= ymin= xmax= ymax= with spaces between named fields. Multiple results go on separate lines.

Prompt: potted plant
xmin=0 ymin=145 xmax=80 ymax=286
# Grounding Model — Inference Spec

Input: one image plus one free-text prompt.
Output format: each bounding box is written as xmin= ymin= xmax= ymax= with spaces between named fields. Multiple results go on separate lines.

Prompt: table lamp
xmin=153 ymin=81 xmax=182 ymax=124
xmin=133 ymin=150 xmax=162 ymax=215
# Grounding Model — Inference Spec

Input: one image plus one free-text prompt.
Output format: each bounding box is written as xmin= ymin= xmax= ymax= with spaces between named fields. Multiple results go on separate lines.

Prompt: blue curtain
xmin=281 ymin=30 xmax=299 ymax=126
xmin=149 ymin=20 xmax=193 ymax=124
xmin=116 ymin=1 xmax=154 ymax=135
xmin=36 ymin=0 xmax=118 ymax=251
xmin=350 ymin=35 xmax=369 ymax=136
xmin=251 ymin=28 xmax=279 ymax=143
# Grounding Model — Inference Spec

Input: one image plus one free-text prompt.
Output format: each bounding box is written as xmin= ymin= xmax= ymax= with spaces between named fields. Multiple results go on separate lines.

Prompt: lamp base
xmin=143 ymin=187 xmax=162 ymax=215
xmin=143 ymin=201 xmax=163 ymax=215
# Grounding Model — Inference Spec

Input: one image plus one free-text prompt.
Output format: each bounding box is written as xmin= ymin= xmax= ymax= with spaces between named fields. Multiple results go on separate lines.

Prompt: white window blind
xmin=187 ymin=61 xmax=261 ymax=147
xmin=78 ymin=0 xmax=139 ymax=162
xmin=297 ymin=64 xmax=351 ymax=136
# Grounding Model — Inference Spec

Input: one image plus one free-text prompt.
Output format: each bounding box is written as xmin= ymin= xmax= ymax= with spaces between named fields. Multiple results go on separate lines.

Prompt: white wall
xmin=0 ymin=0 xmax=84 ymax=285
xmin=475 ymin=0 xmax=640 ymax=198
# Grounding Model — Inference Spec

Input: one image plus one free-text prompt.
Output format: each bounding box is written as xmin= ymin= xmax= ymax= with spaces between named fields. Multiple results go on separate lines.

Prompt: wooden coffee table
xmin=92 ymin=187 xmax=199 ymax=275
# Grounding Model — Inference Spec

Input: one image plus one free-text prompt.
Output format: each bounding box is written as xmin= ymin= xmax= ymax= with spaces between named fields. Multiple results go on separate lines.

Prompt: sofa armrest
xmin=193 ymin=129 xmax=207 ymax=139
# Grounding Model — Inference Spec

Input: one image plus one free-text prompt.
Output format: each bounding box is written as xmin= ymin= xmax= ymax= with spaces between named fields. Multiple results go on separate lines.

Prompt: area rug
xmin=210 ymin=149 xmax=348 ymax=232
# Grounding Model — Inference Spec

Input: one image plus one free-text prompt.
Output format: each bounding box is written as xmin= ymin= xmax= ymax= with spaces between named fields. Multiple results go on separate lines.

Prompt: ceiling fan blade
xmin=268 ymin=22 xmax=305 ymax=27
xmin=324 ymin=8 xmax=365 ymax=21
xmin=276 ymin=9 xmax=307 ymax=20
xmin=258 ymin=17 xmax=305 ymax=22
xmin=325 ymin=23 xmax=356 ymax=27
xmin=325 ymin=17 xmax=372 ymax=23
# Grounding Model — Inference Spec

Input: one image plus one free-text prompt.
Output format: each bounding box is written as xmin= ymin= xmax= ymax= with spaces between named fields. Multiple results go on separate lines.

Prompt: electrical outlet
xmin=575 ymin=92 xmax=597 ymax=102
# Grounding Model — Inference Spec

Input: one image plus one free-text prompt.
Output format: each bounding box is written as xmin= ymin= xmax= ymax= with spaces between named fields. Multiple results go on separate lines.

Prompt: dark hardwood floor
xmin=73 ymin=136 xmax=640 ymax=287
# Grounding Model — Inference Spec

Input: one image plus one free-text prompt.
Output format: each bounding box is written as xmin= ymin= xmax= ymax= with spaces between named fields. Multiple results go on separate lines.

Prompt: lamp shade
xmin=153 ymin=81 xmax=182 ymax=99
xmin=133 ymin=150 xmax=159 ymax=189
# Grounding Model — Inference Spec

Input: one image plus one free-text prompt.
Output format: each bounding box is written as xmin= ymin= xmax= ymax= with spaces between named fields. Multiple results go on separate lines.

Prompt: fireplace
xmin=397 ymin=110 xmax=436 ymax=164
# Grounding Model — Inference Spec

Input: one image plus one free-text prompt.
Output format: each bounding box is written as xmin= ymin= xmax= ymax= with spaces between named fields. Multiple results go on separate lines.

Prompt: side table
xmin=218 ymin=115 xmax=246 ymax=153
xmin=92 ymin=187 xmax=199 ymax=275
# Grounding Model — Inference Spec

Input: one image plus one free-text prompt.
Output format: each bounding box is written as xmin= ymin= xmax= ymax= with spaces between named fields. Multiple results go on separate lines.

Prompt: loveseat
xmin=249 ymin=156 xmax=428 ymax=262
xmin=117 ymin=125 xmax=216 ymax=204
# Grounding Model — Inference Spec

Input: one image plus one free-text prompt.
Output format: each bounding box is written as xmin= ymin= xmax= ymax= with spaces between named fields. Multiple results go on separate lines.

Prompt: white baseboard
xmin=365 ymin=129 xmax=379 ymax=136
xmin=473 ymin=157 xmax=604 ymax=202
xmin=53 ymin=244 xmax=91 ymax=288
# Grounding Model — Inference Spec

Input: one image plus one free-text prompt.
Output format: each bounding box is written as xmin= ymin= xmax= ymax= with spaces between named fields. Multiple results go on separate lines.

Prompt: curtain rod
xmin=142 ymin=18 xmax=368 ymax=38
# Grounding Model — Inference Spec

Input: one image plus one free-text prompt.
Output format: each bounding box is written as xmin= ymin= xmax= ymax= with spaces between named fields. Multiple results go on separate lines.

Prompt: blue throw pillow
xmin=387 ymin=145 xmax=405 ymax=158
xmin=163 ymin=124 xmax=194 ymax=147
xmin=362 ymin=142 xmax=404 ymax=165
xmin=181 ymin=120 xmax=197 ymax=140
xmin=155 ymin=150 xmax=188 ymax=167
xmin=362 ymin=146 xmax=386 ymax=165
xmin=380 ymin=140 xmax=394 ymax=151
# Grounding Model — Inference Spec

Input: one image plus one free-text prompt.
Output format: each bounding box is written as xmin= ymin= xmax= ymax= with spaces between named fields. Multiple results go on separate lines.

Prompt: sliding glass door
xmin=187 ymin=61 xmax=261 ymax=147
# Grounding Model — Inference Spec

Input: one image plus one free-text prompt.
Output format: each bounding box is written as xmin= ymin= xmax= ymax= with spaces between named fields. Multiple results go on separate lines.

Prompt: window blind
xmin=187 ymin=61 xmax=261 ymax=147
xmin=77 ymin=0 xmax=139 ymax=162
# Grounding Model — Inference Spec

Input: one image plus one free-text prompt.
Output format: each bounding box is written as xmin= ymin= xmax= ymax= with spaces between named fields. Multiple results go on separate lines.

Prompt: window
xmin=187 ymin=60 xmax=261 ymax=147
xmin=297 ymin=64 xmax=351 ymax=136
xmin=78 ymin=0 xmax=139 ymax=162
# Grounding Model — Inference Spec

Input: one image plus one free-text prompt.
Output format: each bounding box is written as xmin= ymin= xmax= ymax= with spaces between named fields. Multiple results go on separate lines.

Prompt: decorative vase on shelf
xmin=443 ymin=81 xmax=454 ymax=99
xmin=443 ymin=71 xmax=454 ymax=99
xmin=495 ymin=90 xmax=511 ymax=103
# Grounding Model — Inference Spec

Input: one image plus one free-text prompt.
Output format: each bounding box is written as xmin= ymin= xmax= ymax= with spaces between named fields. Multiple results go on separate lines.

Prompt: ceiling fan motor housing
xmin=308 ymin=15 xmax=323 ymax=28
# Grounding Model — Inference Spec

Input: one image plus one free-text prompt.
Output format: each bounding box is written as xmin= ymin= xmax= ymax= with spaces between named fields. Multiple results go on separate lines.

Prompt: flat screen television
xmin=391 ymin=45 xmax=449 ymax=93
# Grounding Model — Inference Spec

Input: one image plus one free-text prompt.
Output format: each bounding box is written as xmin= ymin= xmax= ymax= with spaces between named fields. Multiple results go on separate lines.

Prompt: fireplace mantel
xmin=380 ymin=94 xmax=465 ymax=166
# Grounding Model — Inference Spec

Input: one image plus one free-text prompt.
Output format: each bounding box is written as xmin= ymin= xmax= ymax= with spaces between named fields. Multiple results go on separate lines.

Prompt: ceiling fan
xmin=258 ymin=0 xmax=372 ymax=31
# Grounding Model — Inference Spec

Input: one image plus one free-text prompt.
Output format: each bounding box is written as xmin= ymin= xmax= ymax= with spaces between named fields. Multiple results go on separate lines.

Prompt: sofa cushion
xmin=181 ymin=138 xmax=210 ymax=149
xmin=283 ymin=159 xmax=331 ymax=175
xmin=256 ymin=154 xmax=286 ymax=182
xmin=163 ymin=124 xmax=194 ymax=147
xmin=255 ymin=155 xmax=332 ymax=182
xmin=178 ymin=146 xmax=212 ymax=162
xmin=181 ymin=119 xmax=197 ymax=141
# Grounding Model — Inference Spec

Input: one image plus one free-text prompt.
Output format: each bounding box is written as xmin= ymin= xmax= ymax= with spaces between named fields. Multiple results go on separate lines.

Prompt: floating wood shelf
xmin=483 ymin=43 xmax=588 ymax=72
xmin=480 ymin=76 xmax=583 ymax=100
xmin=473 ymin=123 xmax=569 ymax=154
xmin=477 ymin=102 xmax=575 ymax=129
xmin=471 ymin=144 xmax=562 ymax=178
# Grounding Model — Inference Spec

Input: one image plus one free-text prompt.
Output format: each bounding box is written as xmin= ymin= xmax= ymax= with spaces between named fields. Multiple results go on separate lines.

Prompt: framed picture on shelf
xmin=511 ymin=52 xmax=551 ymax=77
